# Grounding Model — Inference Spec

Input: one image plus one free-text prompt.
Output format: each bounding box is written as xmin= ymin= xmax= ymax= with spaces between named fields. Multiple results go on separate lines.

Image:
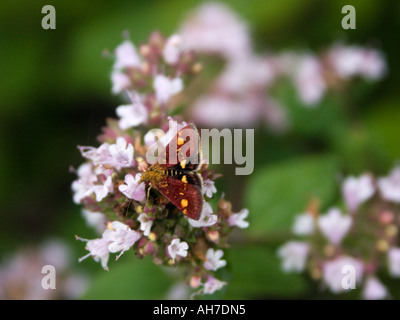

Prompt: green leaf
xmin=245 ymin=154 xmax=339 ymax=236
xmin=275 ymin=83 xmax=347 ymax=139
xmin=363 ymin=98 xmax=400 ymax=169
xmin=224 ymin=246 xmax=307 ymax=299
xmin=82 ymin=254 xmax=173 ymax=300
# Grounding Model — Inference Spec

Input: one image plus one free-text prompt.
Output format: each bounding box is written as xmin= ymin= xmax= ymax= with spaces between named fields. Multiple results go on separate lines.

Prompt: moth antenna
xmin=123 ymin=89 xmax=141 ymax=105
xmin=144 ymin=185 xmax=152 ymax=209
xmin=124 ymin=199 xmax=132 ymax=217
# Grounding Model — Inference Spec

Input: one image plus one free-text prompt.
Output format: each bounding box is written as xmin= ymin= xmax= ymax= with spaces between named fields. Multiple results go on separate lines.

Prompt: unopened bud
xmin=140 ymin=44 xmax=151 ymax=57
xmin=208 ymin=231 xmax=219 ymax=242
xmin=149 ymin=232 xmax=157 ymax=241
xmin=323 ymin=244 xmax=335 ymax=258
xmin=217 ymin=199 xmax=232 ymax=219
xmin=190 ymin=276 xmax=201 ymax=288
xmin=385 ymin=225 xmax=398 ymax=237
xmin=141 ymin=62 xmax=151 ymax=74
xmin=145 ymin=241 xmax=155 ymax=254
xmin=376 ymin=239 xmax=389 ymax=252
xmin=379 ymin=211 xmax=394 ymax=225
xmin=311 ymin=267 xmax=321 ymax=280
xmin=192 ymin=63 xmax=202 ymax=74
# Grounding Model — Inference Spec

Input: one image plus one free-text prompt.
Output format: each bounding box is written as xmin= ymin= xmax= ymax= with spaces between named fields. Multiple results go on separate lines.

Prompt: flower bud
xmin=385 ymin=225 xmax=398 ymax=238
xmin=190 ymin=276 xmax=201 ymax=288
xmin=376 ymin=239 xmax=389 ymax=252
xmin=192 ymin=238 xmax=208 ymax=261
xmin=379 ymin=211 xmax=394 ymax=225
xmin=207 ymin=231 xmax=219 ymax=243
xmin=148 ymin=232 xmax=157 ymax=241
xmin=217 ymin=199 xmax=232 ymax=220
xmin=192 ymin=62 xmax=202 ymax=74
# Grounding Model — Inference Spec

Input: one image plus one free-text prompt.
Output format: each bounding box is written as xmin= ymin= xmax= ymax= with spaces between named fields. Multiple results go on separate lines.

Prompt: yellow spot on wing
xmin=180 ymin=159 xmax=187 ymax=169
xmin=181 ymin=199 xmax=188 ymax=208
xmin=177 ymin=137 xmax=185 ymax=146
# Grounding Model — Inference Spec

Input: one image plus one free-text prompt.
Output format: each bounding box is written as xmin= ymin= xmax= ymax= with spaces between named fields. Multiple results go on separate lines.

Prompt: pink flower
xmin=293 ymin=55 xmax=326 ymax=107
xmin=292 ymin=213 xmax=315 ymax=235
xmin=388 ymin=247 xmax=400 ymax=277
xmin=39 ymin=240 xmax=72 ymax=272
xmin=167 ymin=238 xmax=189 ymax=262
xmin=156 ymin=118 xmax=187 ymax=148
xmin=228 ymin=208 xmax=249 ymax=229
xmin=116 ymin=101 xmax=148 ymax=130
xmin=363 ymin=277 xmax=388 ymax=300
xmin=322 ymin=256 xmax=364 ymax=293
xmin=0 ymin=240 xmax=88 ymax=300
xmin=137 ymin=213 xmax=153 ymax=236
xmin=81 ymin=209 xmax=107 ymax=234
xmin=318 ymin=208 xmax=352 ymax=245
xmin=378 ymin=167 xmax=400 ymax=203
xmin=144 ymin=129 xmax=160 ymax=146
xmin=342 ymin=174 xmax=375 ymax=212
xmin=118 ymin=173 xmax=145 ymax=203
xmin=79 ymin=138 xmax=134 ymax=171
xmin=72 ymin=163 xmax=113 ymax=203
xmin=192 ymin=94 xmax=261 ymax=127
xmin=90 ymin=175 xmax=113 ymax=202
xmin=153 ymin=75 xmax=183 ymax=105
xmin=113 ymin=40 xmax=141 ymax=70
xmin=327 ymin=45 xmax=386 ymax=80
xmin=359 ymin=49 xmax=387 ymax=80
xmin=179 ymin=2 xmax=251 ymax=60
xmin=202 ymin=179 xmax=217 ymax=198
xmin=111 ymin=71 xmax=131 ymax=94
xmin=188 ymin=202 xmax=217 ymax=228
xmin=108 ymin=137 xmax=134 ymax=169
xmin=163 ymin=34 xmax=182 ymax=65
xmin=78 ymin=237 xmax=111 ymax=270
xmin=102 ymin=221 xmax=141 ymax=259
xmin=278 ymin=241 xmax=309 ymax=273
xmin=165 ymin=282 xmax=190 ymax=300
xmin=203 ymin=248 xmax=227 ymax=271
xmin=203 ymin=276 xmax=226 ymax=295
xmin=72 ymin=163 xmax=97 ymax=204
xmin=79 ymin=143 xmax=112 ymax=166
xmin=217 ymin=55 xmax=275 ymax=94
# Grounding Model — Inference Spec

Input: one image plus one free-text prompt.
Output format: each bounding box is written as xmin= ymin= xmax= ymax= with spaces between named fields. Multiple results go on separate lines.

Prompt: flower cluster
xmin=72 ymin=31 xmax=249 ymax=297
xmin=180 ymin=2 xmax=287 ymax=130
xmin=0 ymin=240 xmax=88 ymax=300
xmin=178 ymin=2 xmax=386 ymax=129
xmin=110 ymin=30 xmax=200 ymax=122
xmin=278 ymin=167 xmax=400 ymax=299
xmin=276 ymin=44 xmax=386 ymax=107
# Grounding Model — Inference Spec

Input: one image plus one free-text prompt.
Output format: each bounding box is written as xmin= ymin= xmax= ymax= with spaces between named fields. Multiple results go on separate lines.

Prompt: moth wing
xmin=155 ymin=175 xmax=203 ymax=220
xmin=164 ymin=123 xmax=201 ymax=171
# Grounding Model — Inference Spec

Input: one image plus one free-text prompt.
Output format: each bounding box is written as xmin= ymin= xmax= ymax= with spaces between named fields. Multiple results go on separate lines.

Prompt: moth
xmin=139 ymin=123 xmax=204 ymax=220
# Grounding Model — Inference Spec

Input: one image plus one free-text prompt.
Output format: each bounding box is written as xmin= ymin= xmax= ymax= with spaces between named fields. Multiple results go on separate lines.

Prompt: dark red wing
xmin=164 ymin=123 xmax=201 ymax=171
xmin=154 ymin=174 xmax=203 ymax=220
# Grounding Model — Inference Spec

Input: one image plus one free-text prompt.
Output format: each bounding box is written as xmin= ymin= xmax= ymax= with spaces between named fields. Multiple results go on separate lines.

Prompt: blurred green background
xmin=1 ymin=0 xmax=400 ymax=299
